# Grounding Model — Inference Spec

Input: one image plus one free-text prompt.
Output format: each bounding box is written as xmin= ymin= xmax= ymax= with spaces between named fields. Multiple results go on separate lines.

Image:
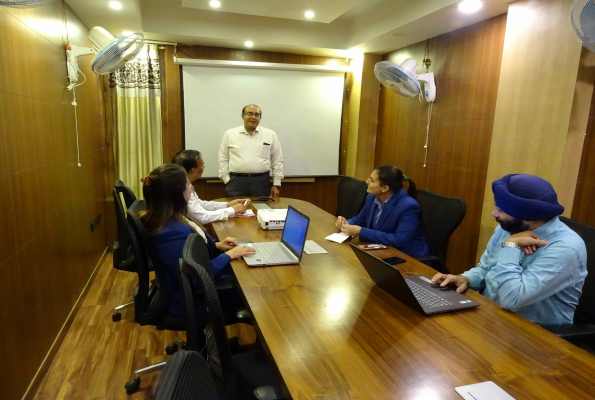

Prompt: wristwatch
xmin=502 ymin=241 xmax=521 ymax=250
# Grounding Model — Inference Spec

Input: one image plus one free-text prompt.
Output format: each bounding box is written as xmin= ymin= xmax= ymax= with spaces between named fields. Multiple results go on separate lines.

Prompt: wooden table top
xmin=212 ymin=198 xmax=595 ymax=399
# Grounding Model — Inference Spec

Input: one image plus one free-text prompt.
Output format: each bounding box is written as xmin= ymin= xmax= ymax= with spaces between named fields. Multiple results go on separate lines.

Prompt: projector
xmin=257 ymin=209 xmax=288 ymax=230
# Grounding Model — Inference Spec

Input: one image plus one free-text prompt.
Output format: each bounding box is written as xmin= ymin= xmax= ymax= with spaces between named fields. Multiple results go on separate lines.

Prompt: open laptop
xmin=243 ymin=205 xmax=310 ymax=267
xmin=349 ymin=243 xmax=479 ymax=315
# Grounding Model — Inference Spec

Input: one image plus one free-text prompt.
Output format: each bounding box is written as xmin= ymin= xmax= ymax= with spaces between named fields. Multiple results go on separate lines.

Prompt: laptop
xmin=349 ymin=243 xmax=479 ymax=315
xmin=243 ymin=205 xmax=310 ymax=266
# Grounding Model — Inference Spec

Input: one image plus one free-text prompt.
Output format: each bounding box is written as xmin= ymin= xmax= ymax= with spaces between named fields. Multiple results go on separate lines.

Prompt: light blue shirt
xmin=463 ymin=217 xmax=587 ymax=326
xmin=372 ymin=194 xmax=393 ymax=229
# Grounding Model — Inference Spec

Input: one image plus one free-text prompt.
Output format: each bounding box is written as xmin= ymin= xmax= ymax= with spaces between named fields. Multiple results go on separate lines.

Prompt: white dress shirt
xmin=218 ymin=125 xmax=284 ymax=186
xmin=187 ymin=186 xmax=235 ymax=225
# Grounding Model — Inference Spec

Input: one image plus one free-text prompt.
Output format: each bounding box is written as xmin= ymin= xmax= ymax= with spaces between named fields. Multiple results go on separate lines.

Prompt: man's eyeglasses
xmin=244 ymin=112 xmax=261 ymax=118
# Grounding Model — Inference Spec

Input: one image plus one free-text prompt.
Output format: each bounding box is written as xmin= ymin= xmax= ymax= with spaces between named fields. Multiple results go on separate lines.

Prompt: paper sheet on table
xmin=455 ymin=382 xmax=515 ymax=400
xmin=304 ymin=240 xmax=328 ymax=254
xmin=325 ymin=232 xmax=350 ymax=243
xmin=231 ymin=209 xmax=255 ymax=218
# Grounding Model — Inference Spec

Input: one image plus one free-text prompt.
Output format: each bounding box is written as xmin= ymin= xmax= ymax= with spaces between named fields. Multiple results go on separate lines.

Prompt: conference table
xmin=211 ymin=198 xmax=595 ymax=399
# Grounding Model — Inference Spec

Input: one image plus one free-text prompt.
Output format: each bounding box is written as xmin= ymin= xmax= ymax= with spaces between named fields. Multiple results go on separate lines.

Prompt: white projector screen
xmin=182 ymin=65 xmax=345 ymax=178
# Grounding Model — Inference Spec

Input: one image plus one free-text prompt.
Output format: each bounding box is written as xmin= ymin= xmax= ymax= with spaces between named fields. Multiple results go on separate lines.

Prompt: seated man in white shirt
xmin=218 ymin=104 xmax=284 ymax=197
xmin=172 ymin=150 xmax=247 ymax=225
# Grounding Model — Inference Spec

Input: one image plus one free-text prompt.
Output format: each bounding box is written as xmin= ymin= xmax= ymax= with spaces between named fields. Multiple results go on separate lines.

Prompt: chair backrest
xmin=126 ymin=200 xmax=169 ymax=325
xmin=180 ymin=234 xmax=236 ymax=400
xmin=416 ymin=190 xmax=466 ymax=273
xmin=155 ymin=350 xmax=219 ymax=400
xmin=559 ymin=216 xmax=595 ymax=325
xmin=336 ymin=176 xmax=368 ymax=219
xmin=112 ymin=186 xmax=139 ymax=272
xmin=115 ymin=179 xmax=137 ymax=209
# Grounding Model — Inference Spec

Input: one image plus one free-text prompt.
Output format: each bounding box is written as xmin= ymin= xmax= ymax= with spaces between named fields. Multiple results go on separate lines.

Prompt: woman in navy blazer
xmin=336 ymin=166 xmax=429 ymax=258
xmin=140 ymin=164 xmax=255 ymax=317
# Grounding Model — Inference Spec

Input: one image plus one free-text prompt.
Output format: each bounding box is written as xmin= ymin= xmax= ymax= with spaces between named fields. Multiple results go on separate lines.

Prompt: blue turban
xmin=492 ymin=174 xmax=564 ymax=221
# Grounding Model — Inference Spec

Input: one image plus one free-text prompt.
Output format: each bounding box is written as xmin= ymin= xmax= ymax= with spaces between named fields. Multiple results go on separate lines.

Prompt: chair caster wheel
xmin=125 ymin=377 xmax=140 ymax=394
xmin=165 ymin=344 xmax=178 ymax=355
xmin=112 ymin=312 xmax=122 ymax=322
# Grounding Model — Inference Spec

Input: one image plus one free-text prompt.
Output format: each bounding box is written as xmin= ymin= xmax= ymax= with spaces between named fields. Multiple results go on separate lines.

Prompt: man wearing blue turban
xmin=432 ymin=174 xmax=587 ymax=326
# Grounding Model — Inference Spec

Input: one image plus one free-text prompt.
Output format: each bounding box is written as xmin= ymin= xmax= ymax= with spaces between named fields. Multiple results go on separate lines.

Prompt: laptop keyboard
xmin=406 ymin=280 xmax=453 ymax=308
xmin=251 ymin=243 xmax=293 ymax=263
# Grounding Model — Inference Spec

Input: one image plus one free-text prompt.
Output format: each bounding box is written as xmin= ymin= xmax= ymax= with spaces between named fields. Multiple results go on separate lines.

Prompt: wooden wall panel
xmin=162 ymin=45 xmax=348 ymax=212
xmin=572 ymin=87 xmax=595 ymax=226
xmin=192 ymin=176 xmax=341 ymax=217
xmin=0 ymin=3 xmax=108 ymax=399
xmin=375 ymin=15 xmax=507 ymax=274
xmin=478 ymin=0 xmax=588 ymax=258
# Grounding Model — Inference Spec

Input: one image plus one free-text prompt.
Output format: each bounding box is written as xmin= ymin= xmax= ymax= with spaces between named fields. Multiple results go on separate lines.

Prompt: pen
xmin=244 ymin=199 xmax=249 ymax=206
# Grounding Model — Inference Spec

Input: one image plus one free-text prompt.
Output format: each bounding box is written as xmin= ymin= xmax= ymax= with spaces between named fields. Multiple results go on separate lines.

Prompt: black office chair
xmin=180 ymin=247 xmax=286 ymax=400
xmin=542 ymin=217 xmax=595 ymax=348
xmin=415 ymin=190 xmax=466 ymax=274
xmin=335 ymin=176 xmax=368 ymax=220
xmin=155 ymin=350 xmax=219 ymax=400
xmin=124 ymin=205 xmax=189 ymax=393
xmin=111 ymin=198 xmax=148 ymax=321
xmin=183 ymin=233 xmax=252 ymax=325
xmin=115 ymin=179 xmax=137 ymax=208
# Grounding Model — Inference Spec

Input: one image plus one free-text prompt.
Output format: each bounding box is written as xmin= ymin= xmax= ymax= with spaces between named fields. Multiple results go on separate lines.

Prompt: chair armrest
xmin=542 ymin=324 xmax=595 ymax=340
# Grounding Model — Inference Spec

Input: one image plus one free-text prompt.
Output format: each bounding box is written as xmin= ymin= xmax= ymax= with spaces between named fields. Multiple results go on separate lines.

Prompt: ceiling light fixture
xmin=109 ymin=1 xmax=122 ymax=10
xmin=122 ymin=31 xmax=133 ymax=36
xmin=458 ymin=0 xmax=482 ymax=13
xmin=305 ymin=11 xmax=315 ymax=19
xmin=210 ymin=0 xmax=221 ymax=8
xmin=245 ymin=41 xmax=253 ymax=47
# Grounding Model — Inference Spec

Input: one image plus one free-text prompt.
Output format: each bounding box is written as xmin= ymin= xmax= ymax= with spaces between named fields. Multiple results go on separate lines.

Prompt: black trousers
xmin=225 ymin=173 xmax=270 ymax=197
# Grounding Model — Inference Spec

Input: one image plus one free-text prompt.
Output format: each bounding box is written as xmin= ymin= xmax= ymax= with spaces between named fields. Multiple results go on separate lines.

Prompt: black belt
xmin=230 ymin=172 xmax=269 ymax=177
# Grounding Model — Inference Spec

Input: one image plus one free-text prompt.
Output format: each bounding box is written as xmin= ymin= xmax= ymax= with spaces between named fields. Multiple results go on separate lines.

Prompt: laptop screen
xmin=281 ymin=206 xmax=309 ymax=259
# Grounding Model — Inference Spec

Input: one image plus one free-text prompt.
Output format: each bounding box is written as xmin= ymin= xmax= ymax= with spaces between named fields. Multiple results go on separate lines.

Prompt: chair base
xmin=125 ymin=361 xmax=167 ymax=394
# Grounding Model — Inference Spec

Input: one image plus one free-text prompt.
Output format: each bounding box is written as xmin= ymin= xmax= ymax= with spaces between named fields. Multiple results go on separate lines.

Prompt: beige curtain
xmin=109 ymin=44 xmax=163 ymax=199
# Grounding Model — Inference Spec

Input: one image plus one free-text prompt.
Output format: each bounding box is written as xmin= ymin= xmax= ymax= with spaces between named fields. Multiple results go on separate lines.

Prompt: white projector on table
xmin=257 ymin=209 xmax=288 ymax=230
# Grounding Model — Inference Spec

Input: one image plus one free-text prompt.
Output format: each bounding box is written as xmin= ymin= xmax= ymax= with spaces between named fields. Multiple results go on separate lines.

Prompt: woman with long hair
xmin=336 ymin=166 xmax=429 ymax=257
xmin=140 ymin=164 xmax=255 ymax=317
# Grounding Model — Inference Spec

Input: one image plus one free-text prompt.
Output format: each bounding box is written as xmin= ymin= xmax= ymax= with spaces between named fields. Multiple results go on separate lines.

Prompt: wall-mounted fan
xmin=0 ymin=0 xmax=57 ymax=8
xmin=374 ymin=59 xmax=436 ymax=102
xmin=570 ymin=0 xmax=595 ymax=53
xmin=66 ymin=27 xmax=145 ymax=83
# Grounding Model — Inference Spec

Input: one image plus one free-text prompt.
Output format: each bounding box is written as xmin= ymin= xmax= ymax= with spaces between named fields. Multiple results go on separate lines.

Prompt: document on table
xmin=325 ymin=232 xmax=350 ymax=243
xmin=230 ymin=209 xmax=255 ymax=218
xmin=455 ymin=381 xmax=515 ymax=400
xmin=304 ymin=240 xmax=328 ymax=254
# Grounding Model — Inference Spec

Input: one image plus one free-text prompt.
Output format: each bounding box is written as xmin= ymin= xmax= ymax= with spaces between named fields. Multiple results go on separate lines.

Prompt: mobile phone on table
xmin=358 ymin=244 xmax=388 ymax=250
xmin=381 ymin=256 xmax=406 ymax=265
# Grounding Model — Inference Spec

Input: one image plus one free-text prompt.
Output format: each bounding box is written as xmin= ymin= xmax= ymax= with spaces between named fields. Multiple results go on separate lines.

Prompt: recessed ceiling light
xmin=305 ymin=11 xmax=315 ymax=19
xmin=109 ymin=1 xmax=122 ymax=10
xmin=210 ymin=0 xmax=221 ymax=8
xmin=122 ymin=31 xmax=133 ymax=36
xmin=244 ymin=41 xmax=253 ymax=47
xmin=458 ymin=0 xmax=482 ymax=13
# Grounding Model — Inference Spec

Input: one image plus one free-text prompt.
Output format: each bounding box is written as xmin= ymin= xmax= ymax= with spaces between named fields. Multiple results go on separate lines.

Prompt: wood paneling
xmin=572 ymin=86 xmax=595 ymax=226
xmin=478 ymin=0 xmax=589 ymax=257
xmin=214 ymin=197 xmax=595 ymax=399
xmin=161 ymin=44 xmax=348 ymax=212
xmin=375 ymin=15 xmax=507 ymax=274
xmin=0 ymin=2 xmax=108 ymax=399
xmin=345 ymin=53 xmax=382 ymax=180
xmin=194 ymin=176 xmax=341 ymax=215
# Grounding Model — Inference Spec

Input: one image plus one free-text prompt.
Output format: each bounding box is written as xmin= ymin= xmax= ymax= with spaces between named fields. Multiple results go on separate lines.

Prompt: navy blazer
xmin=348 ymin=191 xmax=429 ymax=258
xmin=152 ymin=219 xmax=231 ymax=317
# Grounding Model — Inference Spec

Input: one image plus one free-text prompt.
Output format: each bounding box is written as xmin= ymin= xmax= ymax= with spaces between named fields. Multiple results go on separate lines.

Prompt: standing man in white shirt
xmin=172 ymin=150 xmax=247 ymax=224
xmin=218 ymin=104 xmax=284 ymax=197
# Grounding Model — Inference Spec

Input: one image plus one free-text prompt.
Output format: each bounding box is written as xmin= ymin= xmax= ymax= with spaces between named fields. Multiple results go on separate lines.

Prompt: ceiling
xmin=65 ymin=0 xmax=513 ymax=57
